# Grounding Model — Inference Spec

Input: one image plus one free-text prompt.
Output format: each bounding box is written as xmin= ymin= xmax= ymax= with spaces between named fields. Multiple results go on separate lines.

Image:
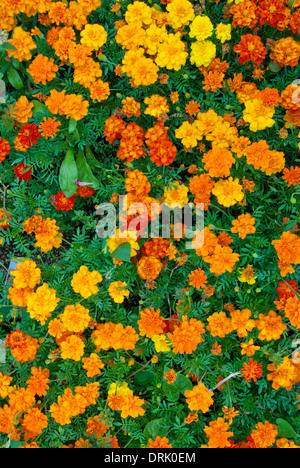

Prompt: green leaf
xmin=7 ymin=65 xmax=23 ymax=90
xmin=69 ymin=118 xmax=77 ymax=134
xmin=144 ymin=418 xmax=169 ymax=440
xmin=110 ymin=242 xmax=132 ymax=263
xmin=59 ymin=148 xmax=78 ymax=198
xmin=32 ymin=100 xmax=52 ymax=118
xmin=76 ymin=148 xmax=100 ymax=190
xmin=1 ymin=42 xmax=17 ymax=51
xmin=162 ymin=380 xmax=180 ymax=401
xmin=175 ymin=374 xmax=193 ymax=395
xmin=276 ymin=419 xmax=298 ymax=439
xmin=134 ymin=370 xmax=154 ymax=387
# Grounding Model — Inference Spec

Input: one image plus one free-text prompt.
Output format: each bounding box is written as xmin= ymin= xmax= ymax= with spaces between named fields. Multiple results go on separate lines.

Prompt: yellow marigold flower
xmin=238 ymin=264 xmax=257 ymax=284
xmin=0 ymin=372 xmax=13 ymax=399
xmin=27 ymin=54 xmax=58 ymax=85
xmin=60 ymin=335 xmax=85 ymax=361
xmin=106 ymin=229 xmax=140 ymax=260
xmin=80 ymin=23 xmax=107 ymax=50
xmin=144 ymin=95 xmax=169 ymax=119
xmin=185 ymin=383 xmax=214 ymax=413
xmin=6 ymin=27 xmax=36 ymax=61
xmin=144 ymin=24 xmax=168 ymax=56
xmin=190 ymin=40 xmax=216 ymax=68
xmin=71 ymin=265 xmax=103 ymax=299
xmin=215 ymin=23 xmax=232 ymax=43
xmin=124 ymin=51 xmax=159 ymax=87
xmin=27 ymin=283 xmax=60 ymax=325
xmin=164 ymin=181 xmax=189 ymax=208
xmin=243 ymin=99 xmax=275 ymax=132
xmin=10 ymin=260 xmax=41 ymax=290
xmin=189 ymin=15 xmax=214 ymax=41
xmin=151 ymin=334 xmax=171 ymax=352
xmin=155 ymin=33 xmax=188 ymax=71
xmin=60 ymin=304 xmax=91 ymax=333
xmin=256 ymin=310 xmax=287 ymax=341
xmin=212 ymin=177 xmax=244 ymax=207
xmin=167 ymin=0 xmax=195 ymax=30
xmin=125 ymin=0 xmax=153 ymax=27
xmin=175 ymin=121 xmax=200 ymax=150
xmin=108 ymin=281 xmax=130 ymax=303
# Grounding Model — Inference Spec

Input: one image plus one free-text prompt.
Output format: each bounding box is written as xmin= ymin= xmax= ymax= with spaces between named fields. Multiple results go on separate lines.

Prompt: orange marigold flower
xmin=26 ymin=367 xmax=50 ymax=397
xmin=284 ymin=295 xmax=300 ymax=329
xmin=21 ymin=407 xmax=48 ymax=438
xmin=240 ymin=339 xmax=260 ymax=357
xmin=272 ymin=231 xmax=300 ymax=265
xmin=168 ymin=315 xmax=205 ymax=354
xmin=240 ymin=359 xmax=263 ymax=383
xmin=185 ymin=383 xmax=214 ymax=413
xmin=251 ymin=421 xmax=278 ymax=448
xmin=256 ymin=310 xmax=287 ymax=341
xmin=71 ymin=265 xmax=102 ymax=299
xmin=137 ymin=255 xmax=162 ymax=280
xmin=60 ymin=304 xmax=91 ymax=333
xmin=282 ymin=166 xmax=300 ymax=186
xmin=202 ymin=71 xmax=224 ymax=93
xmin=60 ymin=335 xmax=85 ymax=361
xmin=206 ymin=244 xmax=240 ymax=275
xmin=230 ymin=308 xmax=256 ymax=338
xmin=185 ymin=100 xmax=200 ymax=116
xmin=207 ymin=311 xmax=233 ymax=338
xmin=202 ymin=147 xmax=235 ymax=178
xmin=6 ymin=27 xmax=36 ymax=62
xmin=270 ymin=37 xmax=300 ymax=68
xmin=138 ymin=307 xmax=165 ymax=338
xmin=231 ymin=213 xmax=256 ymax=239
xmin=188 ymin=268 xmax=207 ymax=289
xmin=82 ymin=353 xmax=105 ymax=378
xmin=13 ymin=96 xmax=34 ymax=124
xmin=204 ymin=417 xmax=234 ymax=448
xmin=125 ymin=169 xmax=151 ymax=196
xmin=38 ymin=117 xmax=61 ymax=139
xmin=267 ymin=357 xmax=297 ymax=390
xmin=0 ymin=137 xmax=10 ymax=163
xmin=27 ymin=54 xmax=58 ymax=85
xmin=163 ymin=369 xmax=177 ymax=384
xmin=148 ymin=436 xmax=173 ymax=448
xmin=89 ymin=79 xmax=110 ymax=102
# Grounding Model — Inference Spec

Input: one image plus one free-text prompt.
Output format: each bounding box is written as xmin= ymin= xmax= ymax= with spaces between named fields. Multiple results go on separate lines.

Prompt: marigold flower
xmin=71 ymin=266 xmax=103 ymax=299
xmin=22 ymin=407 xmax=48 ymax=438
xmin=284 ymin=295 xmax=300 ymax=329
xmin=202 ymin=147 xmax=235 ymax=178
xmin=231 ymin=213 xmax=256 ymax=239
xmin=164 ymin=181 xmax=189 ymax=208
xmin=234 ymin=34 xmax=267 ymax=65
xmin=13 ymin=96 xmax=34 ymax=124
xmin=38 ymin=117 xmax=61 ymax=139
xmin=204 ymin=417 xmax=234 ymax=448
xmin=54 ymin=191 xmax=76 ymax=212
xmin=82 ymin=353 xmax=105 ymax=377
xmin=240 ymin=339 xmax=260 ymax=357
xmin=108 ymin=281 xmax=130 ymax=304
xmin=256 ymin=310 xmax=287 ymax=341
xmin=60 ymin=304 xmax=91 ymax=333
xmin=26 ymin=367 xmax=50 ymax=397
xmin=6 ymin=27 xmax=36 ymax=61
xmin=207 ymin=311 xmax=234 ymax=338
xmin=215 ymin=23 xmax=232 ymax=43
xmin=189 ymin=15 xmax=213 ymax=41
xmin=27 ymin=54 xmax=58 ymax=85
xmin=80 ymin=23 xmax=107 ymax=50
xmin=137 ymin=255 xmax=162 ymax=281
xmin=267 ymin=357 xmax=297 ymax=390
xmin=27 ymin=283 xmax=60 ymax=325
xmin=138 ymin=307 xmax=165 ymax=338
xmin=168 ymin=315 xmax=205 ymax=354
xmin=0 ymin=137 xmax=10 ymax=163
xmin=230 ymin=308 xmax=256 ymax=338
xmin=240 ymin=359 xmax=263 ymax=383
xmin=60 ymin=335 xmax=85 ymax=361
xmin=166 ymin=0 xmax=195 ymax=30
xmin=148 ymin=436 xmax=173 ymax=448
xmin=212 ymin=177 xmax=244 ymax=207
xmin=185 ymin=383 xmax=214 ymax=413
xmin=251 ymin=421 xmax=278 ymax=448
xmin=190 ymin=40 xmax=216 ymax=68
xmin=0 ymin=372 xmax=13 ymax=399
xmin=282 ymin=166 xmax=300 ymax=186
xmin=155 ymin=33 xmax=188 ymax=71
xmin=10 ymin=260 xmax=41 ymax=290
xmin=188 ymin=268 xmax=207 ymax=289
xmin=243 ymin=99 xmax=275 ymax=132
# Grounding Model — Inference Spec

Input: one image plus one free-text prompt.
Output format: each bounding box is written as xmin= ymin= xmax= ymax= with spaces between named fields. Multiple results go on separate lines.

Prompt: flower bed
xmin=0 ymin=0 xmax=300 ymax=449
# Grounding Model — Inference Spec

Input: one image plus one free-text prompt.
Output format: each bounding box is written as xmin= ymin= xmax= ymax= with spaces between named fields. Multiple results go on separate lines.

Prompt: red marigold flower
xmin=75 ymin=185 xmax=95 ymax=198
xmin=14 ymin=162 xmax=32 ymax=181
xmin=233 ymin=34 xmax=267 ymax=65
xmin=18 ymin=123 xmax=42 ymax=147
xmin=240 ymin=358 xmax=263 ymax=383
xmin=54 ymin=191 xmax=76 ymax=211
